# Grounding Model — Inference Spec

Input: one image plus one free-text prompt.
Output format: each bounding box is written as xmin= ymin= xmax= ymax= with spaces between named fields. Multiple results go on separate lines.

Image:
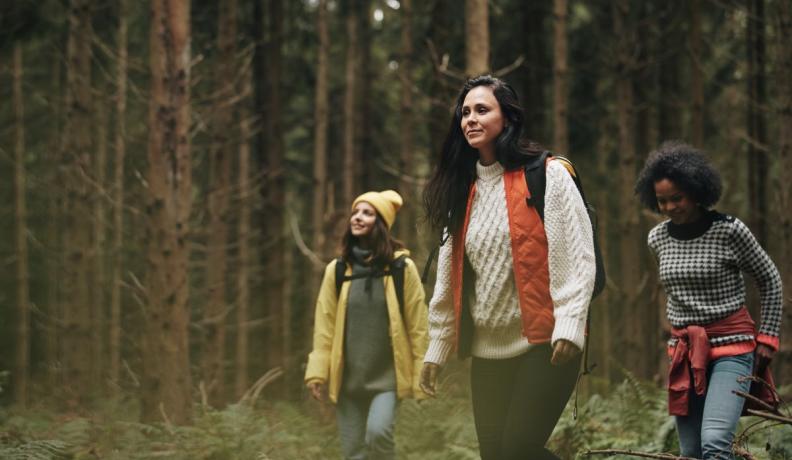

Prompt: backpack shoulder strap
xmin=334 ymin=257 xmax=346 ymax=297
xmin=390 ymin=255 xmax=408 ymax=316
xmin=525 ymin=151 xmax=553 ymax=221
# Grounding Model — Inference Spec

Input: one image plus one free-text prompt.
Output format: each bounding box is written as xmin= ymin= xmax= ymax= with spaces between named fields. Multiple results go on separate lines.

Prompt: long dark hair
xmin=340 ymin=212 xmax=404 ymax=267
xmin=423 ymin=75 xmax=543 ymax=236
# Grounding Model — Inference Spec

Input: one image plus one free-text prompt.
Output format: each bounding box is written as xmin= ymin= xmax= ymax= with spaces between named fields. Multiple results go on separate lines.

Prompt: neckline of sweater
xmin=476 ymin=160 xmax=504 ymax=183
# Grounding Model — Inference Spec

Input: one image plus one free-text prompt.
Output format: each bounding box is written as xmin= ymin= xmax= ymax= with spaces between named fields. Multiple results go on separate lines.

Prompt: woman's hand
xmin=307 ymin=380 xmax=327 ymax=402
xmin=754 ymin=343 xmax=775 ymax=375
xmin=551 ymin=339 xmax=581 ymax=366
xmin=420 ymin=363 xmax=439 ymax=397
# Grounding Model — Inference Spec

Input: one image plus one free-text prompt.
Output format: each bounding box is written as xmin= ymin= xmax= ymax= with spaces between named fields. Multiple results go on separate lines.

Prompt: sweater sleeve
xmin=543 ymin=160 xmax=596 ymax=350
xmin=730 ymin=218 xmax=783 ymax=349
xmin=423 ymin=232 xmax=456 ymax=366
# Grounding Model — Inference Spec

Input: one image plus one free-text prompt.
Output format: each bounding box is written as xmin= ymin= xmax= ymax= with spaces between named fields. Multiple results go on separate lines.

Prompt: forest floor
xmin=1 ymin=366 xmax=790 ymax=460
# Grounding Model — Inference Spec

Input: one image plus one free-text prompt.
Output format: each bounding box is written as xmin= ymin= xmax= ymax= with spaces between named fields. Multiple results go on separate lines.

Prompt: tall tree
xmin=774 ymin=0 xmax=792 ymax=382
xmin=235 ymin=65 xmax=253 ymax=398
xmin=552 ymin=0 xmax=568 ymax=154
xmin=521 ymin=1 xmax=548 ymax=142
xmin=311 ymin=0 xmax=329 ymax=284
xmin=343 ymin=0 xmax=360 ymax=206
xmin=203 ymin=0 xmax=237 ymax=407
xmin=61 ymin=0 xmax=95 ymax=400
xmin=398 ymin=0 xmax=415 ymax=237
xmin=110 ymin=0 xmax=128 ymax=390
xmin=465 ymin=0 xmax=489 ymax=76
xmin=142 ymin=0 xmax=193 ymax=424
xmin=13 ymin=43 xmax=30 ymax=408
xmin=747 ymin=0 xmax=768 ymax=245
xmin=689 ymin=0 xmax=704 ymax=146
xmin=93 ymin=92 xmax=108 ymax=389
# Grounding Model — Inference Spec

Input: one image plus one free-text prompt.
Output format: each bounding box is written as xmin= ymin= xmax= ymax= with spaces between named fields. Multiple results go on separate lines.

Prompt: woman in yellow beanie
xmin=305 ymin=190 xmax=429 ymax=459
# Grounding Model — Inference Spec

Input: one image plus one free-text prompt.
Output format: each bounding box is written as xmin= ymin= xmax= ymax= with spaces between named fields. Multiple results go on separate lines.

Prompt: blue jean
xmin=336 ymin=391 xmax=398 ymax=460
xmin=675 ymin=352 xmax=754 ymax=460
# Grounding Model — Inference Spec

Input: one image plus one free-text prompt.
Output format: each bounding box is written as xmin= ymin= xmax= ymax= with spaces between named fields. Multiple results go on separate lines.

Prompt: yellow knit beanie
xmin=351 ymin=190 xmax=403 ymax=229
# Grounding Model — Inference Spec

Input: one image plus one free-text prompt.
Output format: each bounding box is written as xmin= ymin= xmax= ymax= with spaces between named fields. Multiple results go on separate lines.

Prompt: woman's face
xmin=460 ymin=86 xmax=505 ymax=153
xmin=350 ymin=201 xmax=377 ymax=237
xmin=654 ymin=178 xmax=701 ymax=224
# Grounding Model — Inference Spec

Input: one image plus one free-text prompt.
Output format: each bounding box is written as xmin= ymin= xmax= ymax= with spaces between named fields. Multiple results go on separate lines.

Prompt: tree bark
xmin=465 ymin=0 xmax=489 ymax=76
xmin=343 ymin=0 xmax=359 ymax=207
xmin=235 ymin=65 xmax=253 ymax=399
xmin=110 ymin=0 xmax=128 ymax=391
xmin=203 ymin=0 xmax=237 ymax=407
xmin=61 ymin=0 xmax=95 ymax=401
xmin=774 ymin=0 xmax=792 ymax=383
xmin=689 ymin=0 xmax=704 ymax=146
xmin=93 ymin=91 xmax=108 ymax=390
xmin=311 ymin=0 xmax=329 ymax=287
xmin=142 ymin=0 xmax=193 ymax=424
xmin=13 ymin=43 xmax=30 ymax=408
xmin=552 ymin=0 xmax=568 ymax=155
xmin=398 ymin=0 xmax=415 ymax=237
xmin=747 ymin=0 xmax=768 ymax=246
xmin=522 ymin=1 xmax=548 ymax=143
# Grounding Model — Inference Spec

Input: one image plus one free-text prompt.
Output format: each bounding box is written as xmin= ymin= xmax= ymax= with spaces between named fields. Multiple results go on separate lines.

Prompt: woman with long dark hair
xmin=635 ymin=141 xmax=783 ymax=459
xmin=420 ymin=75 xmax=596 ymax=460
xmin=305 ymin=190 xmax=428 ymax=459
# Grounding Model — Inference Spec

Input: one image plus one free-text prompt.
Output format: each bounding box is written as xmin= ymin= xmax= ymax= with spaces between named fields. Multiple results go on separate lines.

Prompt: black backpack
xmin=523 ymin=151 xmax=606 ymax=299
xmin=335 ymin=255 xmax=408 ymax=316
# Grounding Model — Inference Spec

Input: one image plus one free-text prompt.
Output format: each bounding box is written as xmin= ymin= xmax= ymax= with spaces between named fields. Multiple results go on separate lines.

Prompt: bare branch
xmin=746 ymin=409 xmax=792 ymax=425
xmin=582 ymin=450 xmax=697 ymax=460
xmin=288 ymin=211 xmax=326 ymax=268
xmin=494 ymin=55 xmax=525 ymax=77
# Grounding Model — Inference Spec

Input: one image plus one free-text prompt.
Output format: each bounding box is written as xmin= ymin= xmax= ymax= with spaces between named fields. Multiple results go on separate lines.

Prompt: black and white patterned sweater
xmin=648 ymin=210 xmax=783 ymax=349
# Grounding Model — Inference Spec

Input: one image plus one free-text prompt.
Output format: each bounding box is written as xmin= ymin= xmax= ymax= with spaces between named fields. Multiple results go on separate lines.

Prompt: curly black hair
xmin=634 ymin=141 xmax=722 ymax=212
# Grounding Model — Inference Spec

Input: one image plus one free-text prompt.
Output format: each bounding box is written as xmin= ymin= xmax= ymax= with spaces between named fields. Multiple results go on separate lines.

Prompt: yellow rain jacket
xmin=304 ymin=250 xmax=429 ymax=403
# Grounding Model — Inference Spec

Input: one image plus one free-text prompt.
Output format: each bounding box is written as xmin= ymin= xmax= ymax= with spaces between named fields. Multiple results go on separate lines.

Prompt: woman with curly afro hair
xmin=636 ymin=141 xmax=783 ymax=459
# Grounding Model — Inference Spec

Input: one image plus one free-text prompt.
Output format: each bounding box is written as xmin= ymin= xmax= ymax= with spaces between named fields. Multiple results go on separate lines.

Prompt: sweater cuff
xmin=424 ymin=339 xmax=453 ymax=366
xmin=756 ymin=334 xmax=780 ymax=352
xmin=551 ymin=315 xmax=586 ymax=351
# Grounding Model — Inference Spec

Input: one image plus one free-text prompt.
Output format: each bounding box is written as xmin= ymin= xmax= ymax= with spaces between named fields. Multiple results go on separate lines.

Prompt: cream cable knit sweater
xmin=424 ymin=160 xmax=596 ymax=365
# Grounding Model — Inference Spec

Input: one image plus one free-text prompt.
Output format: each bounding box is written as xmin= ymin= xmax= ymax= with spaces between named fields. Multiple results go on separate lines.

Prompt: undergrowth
xmin=0 ymin=371 xmax=789 ymax=459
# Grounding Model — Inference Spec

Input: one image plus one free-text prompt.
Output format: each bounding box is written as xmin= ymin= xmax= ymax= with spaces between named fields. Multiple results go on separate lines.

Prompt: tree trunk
xmin=465 ymin=0 xmax=489 ymax=76
xmin=61 ymin=0 xmax=95 ymax=401
xmin=398 ymin=0 xmax=415 ymax=237
xmin=613 ymin=0 xmax=645 ymax=377
xmin=110 ymin=0 xmax=128 ymax=391
xmin=142 ymin=0 xmax=193 ymax=424
xmin=265 ymin=0 xmax=287 ymax=388
xmin=552 ymin=0 xmax=568 ymax=155
xmin=343 ymin=1 xmax=359 ymax=207
xmin=427 ymin=0 xmax=454 ymax=166
xmin=203 ymin=0 xmax=237 ymax=407
xmin=235 ymin=66 xmax=253 ymax=399
xmin=13 ymin=43 xmax=30 ymax=408
xmin=311 ymin=0 xmax=329 ymax=291
xmin=522 ymin=1 xmax=548 ymax=143
xmin=93 ymin=92 xmax=108 ymax=390
xmin=747 ymin=0 xmax=768 ymax=246
xmin=689 ymin=0 xmax=704 ymax=146
xmin=774 ymin=0 xmax=792 ymax=384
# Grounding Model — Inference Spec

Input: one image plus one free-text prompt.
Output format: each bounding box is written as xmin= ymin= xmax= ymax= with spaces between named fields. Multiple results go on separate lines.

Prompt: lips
xmin=466 ymin=129 xmax=482 ymax=136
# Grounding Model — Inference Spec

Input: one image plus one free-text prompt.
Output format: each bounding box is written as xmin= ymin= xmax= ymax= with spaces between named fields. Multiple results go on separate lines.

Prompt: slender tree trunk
xmin=522 ymin=1 xmax=548 ymax=143
xmin=142 ymin=0 xmax=193 ymax=424
xmin=747 ymin=0 xmax=768 ymax=246
xmin=235 ymin=66 xmax=253 ymax=399
xmin=47 ymin=49 xmax=63 ymax=389
xmin=465 ymin=0 xmax=489 ymax=76
xmin=311 ymin=0 xmax=329 ymax=290
xmin=13 ymin=43 xmax=30 ymax=408
xmin=110 ymin=0 xmax=128 ymax=391
xmin=264 ymin=0 xmax=286 ymax=384
xmin=689 ymin=0 xmax=704 ymax=146
xmin=427 ymin=0 xmax=453 ymax=166
xmin=93 ymin=94 xmax=108 ymax=390
xmin=552 ymin=0 xmax=568 ymax=155
xmin=774 ymin=0 xmax=792 ymax=383
xmin=658 ymin=1 xmax=683 ymax=140
xmin=62 ymin=0 xmax=95 ymax=401
xmin=203 ymin=0 xmax=237 ymax=407
xmin=613 ymin=0 xmax=645 ymax=377
xmin=343 ymin=1 xmax=359 ymax=207
xmin=398 ymin=0 xmax=415 ymax=237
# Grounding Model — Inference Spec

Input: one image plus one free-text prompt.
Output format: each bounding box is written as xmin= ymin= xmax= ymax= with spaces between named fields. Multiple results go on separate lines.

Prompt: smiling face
xmin=460 ymin=86 xmax=506 ymax=158
xmin=654 ymin=178 xmax=702 ymax=224
xmin=349 ymin=201 xmax=377 ymax=237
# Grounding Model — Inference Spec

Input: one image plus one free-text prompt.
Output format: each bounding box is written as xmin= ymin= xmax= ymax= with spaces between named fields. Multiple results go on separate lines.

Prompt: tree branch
xmin=582 ymin=449 xmax=697 ymax=460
